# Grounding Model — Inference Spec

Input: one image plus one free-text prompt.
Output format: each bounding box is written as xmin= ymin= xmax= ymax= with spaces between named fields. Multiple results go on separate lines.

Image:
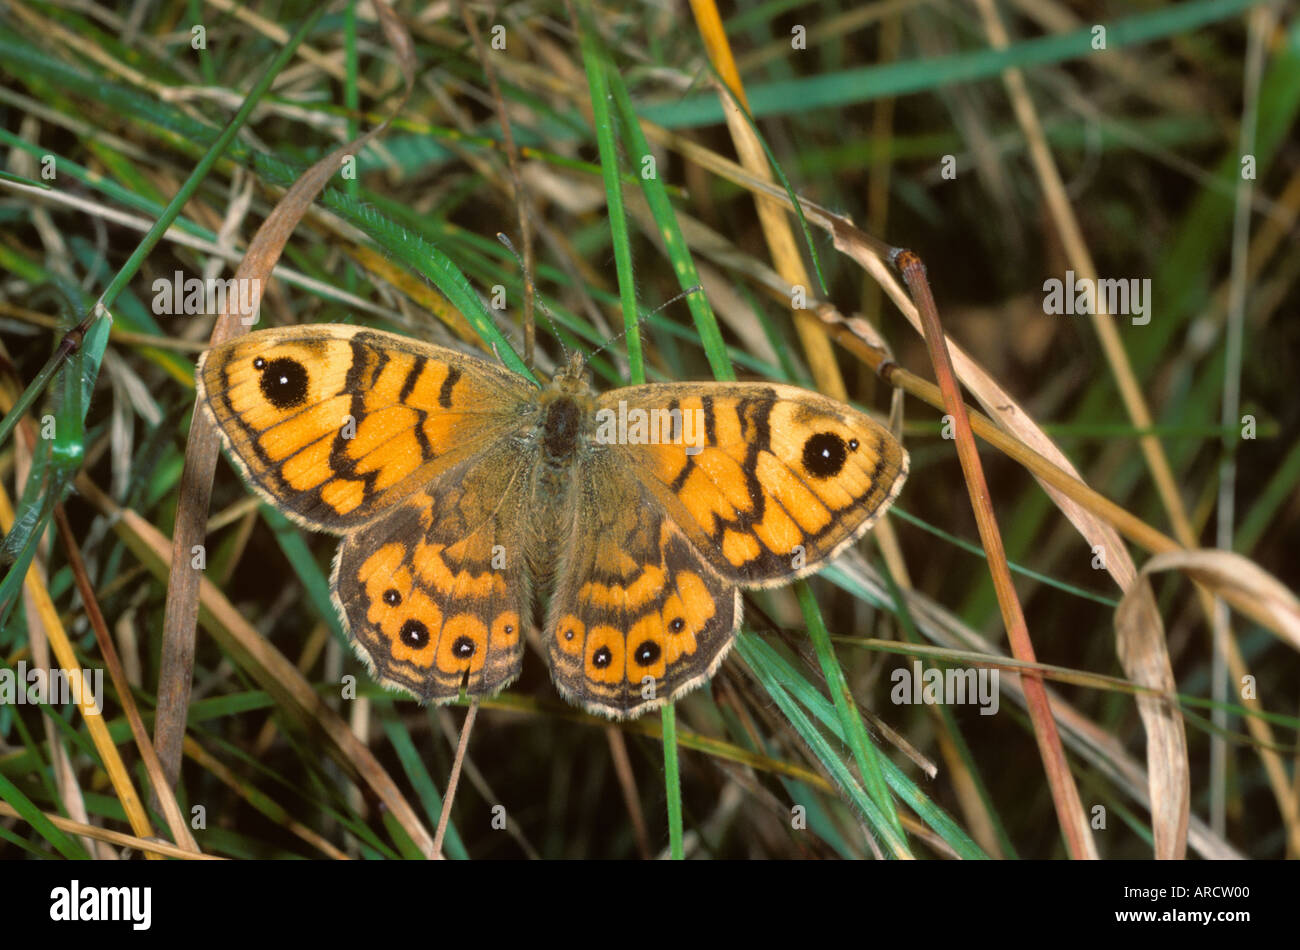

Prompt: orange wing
xmin=197 ymin=325 xmax=534 ymax=531
xmin=546 ymin=454 xmax=739 ymax=719
xmin=600 ymin=383 xmax=908 ymax=586
xmin=332 ymin=439 xmax=532 ymax=704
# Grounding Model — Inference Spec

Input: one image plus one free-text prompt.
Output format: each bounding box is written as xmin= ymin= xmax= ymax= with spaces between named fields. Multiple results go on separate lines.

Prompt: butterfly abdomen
xmin=522 ymin=385 xmax=601 ymax=595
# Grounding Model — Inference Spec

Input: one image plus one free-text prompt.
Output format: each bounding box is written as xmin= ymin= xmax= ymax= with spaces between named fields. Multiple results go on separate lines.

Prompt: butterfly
xmin=196 ymin=324 xmax=908 ymax=718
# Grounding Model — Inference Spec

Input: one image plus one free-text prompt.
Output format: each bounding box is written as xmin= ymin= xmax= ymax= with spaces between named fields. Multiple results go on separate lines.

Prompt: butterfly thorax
xmin=535 ymin=357 xmax=597 ymax=469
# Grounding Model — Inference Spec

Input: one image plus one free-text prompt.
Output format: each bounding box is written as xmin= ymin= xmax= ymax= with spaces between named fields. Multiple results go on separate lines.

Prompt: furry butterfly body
xmin=197 ymin=324 xmax=907 ymax=718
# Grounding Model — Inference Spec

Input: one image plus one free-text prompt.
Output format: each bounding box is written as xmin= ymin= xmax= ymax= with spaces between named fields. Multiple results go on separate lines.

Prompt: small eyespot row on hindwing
xmin=543 ymin=508 xmax=743 ymax=718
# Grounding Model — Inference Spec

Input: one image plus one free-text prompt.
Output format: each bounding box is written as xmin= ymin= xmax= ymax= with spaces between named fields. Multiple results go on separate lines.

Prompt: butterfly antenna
xmin=497 ymin=232 xmax=568 ymax=367
xmin=586 ymin=284 xmax=705 ymax=365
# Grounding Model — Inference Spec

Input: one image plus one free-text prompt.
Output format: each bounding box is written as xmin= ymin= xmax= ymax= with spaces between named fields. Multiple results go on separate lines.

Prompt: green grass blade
xmin=0 ymin=771 xmax=88 ymax=859
xmin=796 ymin=580 xmax=908 ymax=853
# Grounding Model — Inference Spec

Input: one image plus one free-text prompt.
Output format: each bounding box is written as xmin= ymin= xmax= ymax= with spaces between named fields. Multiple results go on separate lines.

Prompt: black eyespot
xmin=564 ymin=629 xmax=574 ymax=641
xmin=634 ymin=641 xmax=660 ymax=666
xmin=848 ymin=438 xmax=859 ymax=451
xmin=257 ymin=356 xmax=309 ymax=410
xmin=253 ymin=357 xmax=266 ymax=369
xmin=452 ymin=636 xmax=476 ymax=659
xmin=592 ymin=646 xmax=612 ymax=669
xmin=383 ymin=589 xmax=402 ymax=606
xmin=503 ymin=624 xmax=513 ymax=635
xmin=668 ymin=617 xmax=685 ymax=634
xmin=802 ymin=431 xmax=848 ymax=478
xmin=399 ymin=619 xmax=430 ymax=648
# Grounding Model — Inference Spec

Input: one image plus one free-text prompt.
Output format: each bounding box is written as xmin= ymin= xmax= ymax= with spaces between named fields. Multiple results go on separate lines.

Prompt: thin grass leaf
xmin=0 ymin=771 xmax=88 ymax=860
xmin=796 ymin=580 xmax=908 ymax=853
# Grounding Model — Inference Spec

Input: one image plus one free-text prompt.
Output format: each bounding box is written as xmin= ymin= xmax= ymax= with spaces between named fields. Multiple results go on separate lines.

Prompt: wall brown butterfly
xmin=197 ymin=325 xmax=907 ymax=718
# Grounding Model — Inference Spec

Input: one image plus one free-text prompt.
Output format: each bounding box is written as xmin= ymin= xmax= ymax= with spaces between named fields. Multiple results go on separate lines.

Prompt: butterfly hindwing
xmin=332 ymin=441 xmax=532 ymax=703
xmin=546 ymin=455 xmax=739 ymax=719
xmin=197 ymin=325 xmax=534 ymax=532
xmin=601 ymin=383 xmax=908 ymax=587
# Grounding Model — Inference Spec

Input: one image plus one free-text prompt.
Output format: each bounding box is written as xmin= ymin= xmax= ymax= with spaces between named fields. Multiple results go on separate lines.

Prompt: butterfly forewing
xmin=599 ymin=382 xmax=909 ymax=587
xmin=197 ymin=325 xmax=534 ymax=532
